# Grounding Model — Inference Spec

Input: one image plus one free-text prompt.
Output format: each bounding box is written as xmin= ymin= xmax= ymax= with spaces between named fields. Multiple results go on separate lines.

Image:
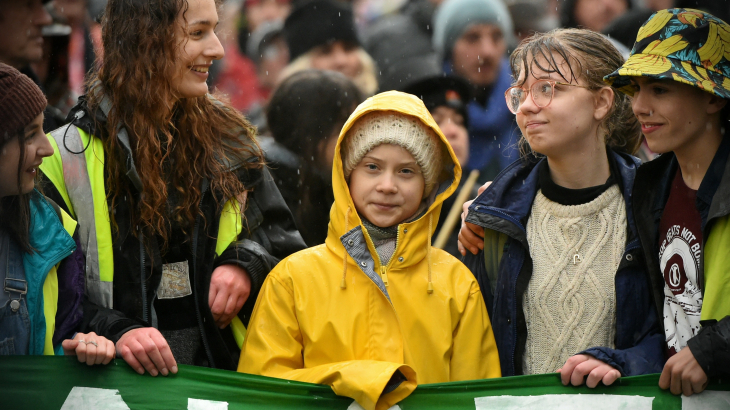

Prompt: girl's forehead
xmin=516 ymin=52 xmax=576 ymax=84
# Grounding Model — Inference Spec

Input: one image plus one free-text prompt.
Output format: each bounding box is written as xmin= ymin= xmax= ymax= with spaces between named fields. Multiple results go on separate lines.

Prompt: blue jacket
xmin=0 ymin=191 xmax=81 ymax=356
xmin=444 ymin=57 xmax=520 ymax=173
xmin=463 ymin=150 xmax=665 ymax=377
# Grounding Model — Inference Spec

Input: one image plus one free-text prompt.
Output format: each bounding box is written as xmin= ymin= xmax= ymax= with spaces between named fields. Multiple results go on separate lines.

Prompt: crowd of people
xmin=1 ymin=0 xmax=730 ymax=409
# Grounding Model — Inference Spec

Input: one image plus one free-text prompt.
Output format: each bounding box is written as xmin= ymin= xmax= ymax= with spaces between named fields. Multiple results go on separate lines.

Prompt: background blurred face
xmin=258 ymin=37 xmax=289 ymax=90
xmin=172 ymin=0 xmax=225 ymax=99
xmin=310 ymin=41 xmax=362 ymax=80
xmin=432 ymin=106 xmax=469 ymax=167
xmin=452 ymin=24 xmax=506 ymax=87
xmin=573 ymin=0 xmax=627 ymax=32
xmin=514 ymin=55 xmax=603 ymax=158
xmin=245 ymin=0 xmax=290 ymax=32
xmin=0 ymin=114 xmax=53 ymax=198
xmin=349 ymin=144 xmax=425 ymax=228
xmin=0 ymin=0 xmax=52 ymax=69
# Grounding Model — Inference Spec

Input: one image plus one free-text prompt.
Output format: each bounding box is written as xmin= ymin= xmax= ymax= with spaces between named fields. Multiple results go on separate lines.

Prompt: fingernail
xmin=137 ymin=368 xmax=145 ymax=375
xmin=151 ymin=369 xmax=158 ymax=377
xmin=161 ymin=368 xmax=168 ymax=376
xmin=172 ymin=365 xmax=178 ymax=373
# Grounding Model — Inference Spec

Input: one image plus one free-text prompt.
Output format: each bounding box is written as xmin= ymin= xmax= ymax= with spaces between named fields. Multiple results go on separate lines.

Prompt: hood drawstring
xmin=427 ymin=213 xmax=433 ymax=294
xmin=341 ymin=207 xmax=352 ymax=290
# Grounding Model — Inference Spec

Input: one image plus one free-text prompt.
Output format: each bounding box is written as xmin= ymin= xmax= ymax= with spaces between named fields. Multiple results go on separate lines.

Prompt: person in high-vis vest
xmin=39 ymin=0 xmax=306 ymax=376
xmin=0 ymin=63 xmax=115 ymax=363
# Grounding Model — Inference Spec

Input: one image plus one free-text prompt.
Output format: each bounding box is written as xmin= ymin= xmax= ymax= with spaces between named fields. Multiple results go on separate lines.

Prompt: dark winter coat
xmin=633 ymin=136 xmax=730 ymax=378
xmin=463 ymin=150 xmax=666 ymax=377
xmin=41 ymin=97 xmax=307 ymax=370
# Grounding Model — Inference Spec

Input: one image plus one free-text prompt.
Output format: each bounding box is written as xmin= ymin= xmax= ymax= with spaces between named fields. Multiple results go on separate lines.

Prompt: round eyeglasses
xmin=504 ymin=80 xmax=592 ymax=114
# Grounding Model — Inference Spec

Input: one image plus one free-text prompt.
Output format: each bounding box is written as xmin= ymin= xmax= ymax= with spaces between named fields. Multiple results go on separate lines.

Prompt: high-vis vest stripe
xmin=47 ymin=124 xmax=113 ymax=308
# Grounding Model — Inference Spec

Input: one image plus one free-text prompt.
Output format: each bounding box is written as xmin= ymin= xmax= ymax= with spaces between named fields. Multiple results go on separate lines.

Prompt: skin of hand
xmin=116 ymin=327 xmax=178 ymax=376
xmin=209 ymin=264 xmax=251 ymax=329
xmin=659 ymin=346 xmax=708 ymax=396
xmin=559 ymin=354 xmax=621 ymax=388
xmin=457 ymin=181 xmax=491 ymax=256
xmin=62 ymin=332 xmax=116 ymax=366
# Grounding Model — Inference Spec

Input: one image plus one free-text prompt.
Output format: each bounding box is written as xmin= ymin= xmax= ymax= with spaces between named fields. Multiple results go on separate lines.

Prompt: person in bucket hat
xmin=605 ymin=8 xmax=730 ymax=397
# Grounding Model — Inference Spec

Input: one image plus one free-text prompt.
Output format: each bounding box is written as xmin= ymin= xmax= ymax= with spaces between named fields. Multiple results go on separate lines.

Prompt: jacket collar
xmin=472 ymin=149 xmax=641 ymax=239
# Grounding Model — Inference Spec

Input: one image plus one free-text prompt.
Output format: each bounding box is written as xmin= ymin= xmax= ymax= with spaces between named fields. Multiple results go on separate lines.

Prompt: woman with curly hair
xmin=40 ymin=0 xmax=305 ymax=376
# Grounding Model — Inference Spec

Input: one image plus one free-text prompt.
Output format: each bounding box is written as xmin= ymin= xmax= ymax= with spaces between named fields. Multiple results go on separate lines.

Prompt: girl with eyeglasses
xmin=457 ymin=29 xmax=665 ymax=386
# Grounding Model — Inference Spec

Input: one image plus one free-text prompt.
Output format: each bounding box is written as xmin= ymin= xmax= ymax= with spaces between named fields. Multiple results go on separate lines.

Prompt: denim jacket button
xmin=626 ymin=254 xmax=633 ymax=261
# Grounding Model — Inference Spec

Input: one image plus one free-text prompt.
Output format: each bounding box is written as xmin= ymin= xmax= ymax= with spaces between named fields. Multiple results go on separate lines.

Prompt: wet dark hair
xmin=0 ymin=130 xmax=33 ymax=254
xmin=267 ymin=70 xmax=363 ymax=245
xmin=268 ymin=70 xmax=363 ymax=153
xmin=510 ymin=28 xmax=641 ymax=156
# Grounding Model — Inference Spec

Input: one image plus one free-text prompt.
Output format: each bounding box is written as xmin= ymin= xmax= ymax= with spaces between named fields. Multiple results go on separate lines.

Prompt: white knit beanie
xmin=342 ymin=111 xmax=443 ymax=198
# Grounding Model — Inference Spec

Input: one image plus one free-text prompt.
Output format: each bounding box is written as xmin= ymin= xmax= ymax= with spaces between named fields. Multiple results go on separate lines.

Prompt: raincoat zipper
xmin=192 ymin=180 xmax=215 ymax=367
xmin=378 ymin=226 xmax=402 ymax=288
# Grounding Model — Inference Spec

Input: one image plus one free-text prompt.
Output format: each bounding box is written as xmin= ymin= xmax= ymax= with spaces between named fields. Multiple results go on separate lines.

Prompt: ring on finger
xmin=77 ymin=339 xmax=86 ymax=344
xmin=86 ymin=340 xmax=98 ymax=347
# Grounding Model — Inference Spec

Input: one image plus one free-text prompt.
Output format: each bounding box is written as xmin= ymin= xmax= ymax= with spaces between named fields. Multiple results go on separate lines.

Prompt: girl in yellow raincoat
xmin=238 ymin=91 xmax=501 ymax=410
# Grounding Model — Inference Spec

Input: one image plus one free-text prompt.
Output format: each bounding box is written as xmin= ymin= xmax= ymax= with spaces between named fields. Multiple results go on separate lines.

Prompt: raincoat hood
xmin=326 ymin=91 xmax=461 ymax=280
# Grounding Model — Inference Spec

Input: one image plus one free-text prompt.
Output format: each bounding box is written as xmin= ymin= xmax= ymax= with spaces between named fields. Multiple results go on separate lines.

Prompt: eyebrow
xmin=362 ymin=155 xmax=418 ymax=166
xmin=188 ymin=19 xmax=219 ymax=28
xmin=24 ymin=123 xmax=40 ymax=134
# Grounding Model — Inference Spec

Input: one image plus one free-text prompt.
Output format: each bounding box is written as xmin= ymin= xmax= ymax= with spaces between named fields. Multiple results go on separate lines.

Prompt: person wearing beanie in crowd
xmin=239 ymin=91 xmax=500 ymax=410
xmin=402 ymin=75 xmax=476 ymax=257
xmin=604 ymin=9 xmax=730 ymax=396
xmin=432 ymin=0 xmax=520 ymax=176
xmin=280 ymin=0 xmax=378 ymax=96
xmin=458 ymin=29 xmax=665 ymax=385
xmin=0 ymin=63 xmax=115 ymax=362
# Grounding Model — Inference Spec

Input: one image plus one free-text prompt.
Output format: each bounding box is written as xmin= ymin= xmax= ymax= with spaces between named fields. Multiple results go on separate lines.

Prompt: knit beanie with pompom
xmin=342 ymin=111 xmax=443 ymax=198
xmin=0 ymin=63 xmax=47 ymax=144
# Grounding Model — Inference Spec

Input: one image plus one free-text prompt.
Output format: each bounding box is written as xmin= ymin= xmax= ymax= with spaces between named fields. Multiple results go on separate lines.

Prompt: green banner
xmin=1 ymin=356 xmax=729 ymax=409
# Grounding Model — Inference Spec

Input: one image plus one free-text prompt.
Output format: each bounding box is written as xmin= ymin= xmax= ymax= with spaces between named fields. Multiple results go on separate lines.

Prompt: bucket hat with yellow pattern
xmin=604 ymin=8 xmax=730 ymax=100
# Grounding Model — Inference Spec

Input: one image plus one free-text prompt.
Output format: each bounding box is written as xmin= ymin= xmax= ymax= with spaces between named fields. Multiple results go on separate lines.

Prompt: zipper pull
xmin=380 ymin=266 xmax=389 ymax=287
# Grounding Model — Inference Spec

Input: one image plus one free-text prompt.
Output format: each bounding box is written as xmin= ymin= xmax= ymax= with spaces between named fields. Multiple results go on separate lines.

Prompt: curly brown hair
xmin=85 ymin=0 xmax=262 ymax=246
xmin=510 ymin=28 xmax=641 ymax=157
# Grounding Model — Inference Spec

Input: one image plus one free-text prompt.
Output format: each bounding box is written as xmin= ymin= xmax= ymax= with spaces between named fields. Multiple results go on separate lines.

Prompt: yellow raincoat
xmin=238 ymin=91 xmax=501 ymax=410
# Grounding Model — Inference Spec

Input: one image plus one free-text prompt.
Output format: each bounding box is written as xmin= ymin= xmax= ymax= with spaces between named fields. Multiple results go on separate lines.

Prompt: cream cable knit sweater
xmin=523 ymin=184 xmax=626 ymax=375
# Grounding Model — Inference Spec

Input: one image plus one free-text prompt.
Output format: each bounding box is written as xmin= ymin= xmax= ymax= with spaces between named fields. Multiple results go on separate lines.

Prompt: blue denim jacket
xmin=0 ymin=191 xmax=75 ymax=355
xmin=463 ymin=150 xmax=666 ymax=377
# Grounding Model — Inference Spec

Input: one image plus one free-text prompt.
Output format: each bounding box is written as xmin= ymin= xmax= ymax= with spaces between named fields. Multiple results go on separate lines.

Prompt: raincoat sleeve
xmin=238 ymin=271 xmax=417 ymax=410
xmin=450 ymin=278 xmax=502 ymax=380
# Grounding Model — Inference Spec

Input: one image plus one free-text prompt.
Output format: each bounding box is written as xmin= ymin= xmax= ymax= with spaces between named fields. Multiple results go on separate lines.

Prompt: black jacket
xmin=42 ymin=97 xmax=307 ymax=370
xmin=633 ymin=137 xmax=730 ymax=378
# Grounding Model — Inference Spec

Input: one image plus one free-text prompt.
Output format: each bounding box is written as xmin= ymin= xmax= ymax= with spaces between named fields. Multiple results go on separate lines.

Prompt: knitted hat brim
xmin=604 ymin=53 xmax=730 ymax=99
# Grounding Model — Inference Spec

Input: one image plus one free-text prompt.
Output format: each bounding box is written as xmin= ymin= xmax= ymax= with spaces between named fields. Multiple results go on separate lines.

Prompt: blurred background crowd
xmin=2 ymin=0 xmax=728 ymax=255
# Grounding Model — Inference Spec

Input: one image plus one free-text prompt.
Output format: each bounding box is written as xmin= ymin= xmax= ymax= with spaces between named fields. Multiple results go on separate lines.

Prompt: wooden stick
xmin=433 ymin=169 xmax=480 ymax=249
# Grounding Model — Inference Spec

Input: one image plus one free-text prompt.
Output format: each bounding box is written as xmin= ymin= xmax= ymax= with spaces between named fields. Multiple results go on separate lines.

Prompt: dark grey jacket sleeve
xmin=214 ymin=166 xmax=307 ymax=307
xmin=687 ymin=316 xmax=730 ymax=377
